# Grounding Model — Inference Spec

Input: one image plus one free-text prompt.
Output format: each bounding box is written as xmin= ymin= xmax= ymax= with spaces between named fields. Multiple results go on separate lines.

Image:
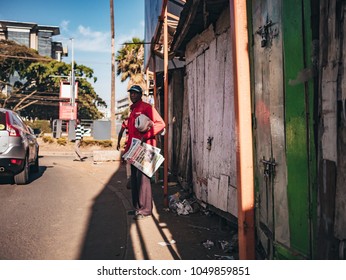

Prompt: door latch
xmin=261 ymin=156 xmax=276 ymax=178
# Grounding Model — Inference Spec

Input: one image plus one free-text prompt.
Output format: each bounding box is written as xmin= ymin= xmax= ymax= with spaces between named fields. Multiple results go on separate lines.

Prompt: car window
xmin=12 ymin=112 xmax=29 ymax=132
xmin=0 ymin=112 xmax=6 ymax=130
xmin=28 ymin=126 xmax=35 ymax=135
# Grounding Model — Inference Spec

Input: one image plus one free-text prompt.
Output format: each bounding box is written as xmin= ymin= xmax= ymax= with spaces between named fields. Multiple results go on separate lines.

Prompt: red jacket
xmin=125 ymin=100 xmax=165 ymax=153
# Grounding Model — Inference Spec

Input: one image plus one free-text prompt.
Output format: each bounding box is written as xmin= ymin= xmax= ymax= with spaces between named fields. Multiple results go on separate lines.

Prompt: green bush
xmin=80 ymin=139 xmax=113 ymax=148
xmin=25 ymin=120 xmax=51 ymax=134
xmin=42 ymin=136 xmax=54 ymax=143
xmin=57 ymin=137 xmax=67 ymax=146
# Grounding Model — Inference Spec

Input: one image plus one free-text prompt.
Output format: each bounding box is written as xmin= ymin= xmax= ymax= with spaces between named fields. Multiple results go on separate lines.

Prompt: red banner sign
xmin=59 ymin=102 xmax=77 ymax=120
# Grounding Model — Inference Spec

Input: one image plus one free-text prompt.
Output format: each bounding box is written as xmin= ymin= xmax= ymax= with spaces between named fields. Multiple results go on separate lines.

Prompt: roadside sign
xmin=60 ymin=81 xmax=78 ymax=99
xmin=59 ymin=102 xmax=77 ymax=120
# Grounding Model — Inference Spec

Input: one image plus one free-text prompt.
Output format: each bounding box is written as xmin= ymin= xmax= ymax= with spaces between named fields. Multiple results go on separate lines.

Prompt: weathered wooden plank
xmin=203 ymin=47 xmax=211 ymax=182
xmin=192 ymin=171 xmax=201 ymax=200
xmin=227 ymin=185 xmax=238 ymax=217
xmin=223 ymin=27 xmax=237 ymax=187
xmin=332 ymin=0 xmax=346 ymax=241
xmin=335 ymin=114 xmax=346 ymax=239
xmin=283 ymin=0 xmax=311 ymax=255
xmin=207 ymin=177 xmax=219 ymax=206
xmin=185 ymin=24 xmax=214 ymax=64
xmin=342 ymin=11 xmax=346 ymax=101
xmin=213 ymin=31 xmax=228 ymax=177
xmin=320 ymin=0 xmax=338 ymax=162
xmin=196 ymin=52 xmax=206 ymax=180
xmin=267 ymin=0 xmax=290 ymax=247
xmin=252 ymin=0 xmax=272 ymax=234
xmin=187 ymin=62 xmax=198 ymax=192
xmin=178 ymin=76 xmax=191 ymax=185
xmin=317 ymin=159 xmax=338 ymax=259
xmin=171 ymin=70 xmax=184 ymax=173
xmin=203 ymin=38 xmax=214 ymax=180
xmin=218 ymin=174 xmax=229 ymax=212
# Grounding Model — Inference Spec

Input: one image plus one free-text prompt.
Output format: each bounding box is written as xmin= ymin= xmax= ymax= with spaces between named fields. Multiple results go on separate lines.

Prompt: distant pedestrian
xmin=117 ymin=117 xmax=129 ymax=151
xmin=73 ymin=119 xmax=87 ymax=161
xmin=117 ymin=117 xmax=131 ymax=188
xmin=125 ymin=85 xmax=165 ymax=220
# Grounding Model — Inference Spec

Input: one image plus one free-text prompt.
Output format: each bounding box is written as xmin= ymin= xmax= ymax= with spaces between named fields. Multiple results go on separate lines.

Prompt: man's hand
xmin=127 ymin=157 xmax=135 ymax=164
xmin=140 ymin=137 xmax=146 ymax=145
xmin=116 ymin=142 xmax=121 ymax=150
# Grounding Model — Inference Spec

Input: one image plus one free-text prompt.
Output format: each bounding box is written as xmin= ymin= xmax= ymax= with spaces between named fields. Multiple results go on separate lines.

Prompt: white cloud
xmin=72 ymin=25 xmax=111 ymax=53
xmin=60 ymin=20 xmax=70 ymax=32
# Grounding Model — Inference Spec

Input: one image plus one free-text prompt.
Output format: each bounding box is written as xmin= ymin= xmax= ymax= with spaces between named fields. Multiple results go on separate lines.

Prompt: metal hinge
xmin=261 ymin=156 xmax=276 ymax=179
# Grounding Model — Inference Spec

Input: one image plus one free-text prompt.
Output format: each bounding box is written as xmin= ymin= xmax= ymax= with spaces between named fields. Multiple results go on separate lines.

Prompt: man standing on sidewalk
xmin=73 ymin=119 xmax=87 ymax=162
xmin=125 ymin=85 xmax=165 ymax=220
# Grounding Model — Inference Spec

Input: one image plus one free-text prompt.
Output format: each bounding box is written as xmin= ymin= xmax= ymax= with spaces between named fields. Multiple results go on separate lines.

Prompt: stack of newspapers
xmin=122 ymin=138 xmax=165 ymax=178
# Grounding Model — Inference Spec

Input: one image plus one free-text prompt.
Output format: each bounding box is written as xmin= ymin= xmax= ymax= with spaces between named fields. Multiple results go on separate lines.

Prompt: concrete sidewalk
xmin=107 ymin=161 xmax=238 ymax=260
xmin=40 ymin=148 xmax=238 ymax=260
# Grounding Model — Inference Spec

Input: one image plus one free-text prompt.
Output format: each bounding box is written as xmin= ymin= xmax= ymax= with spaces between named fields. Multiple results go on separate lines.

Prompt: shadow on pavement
xmin=0 ymin=165 xmax=47 ymax=185
xmin=78 ymin=162 xmax=237 ymax=260
xmin=78 ymin=164 xmax=127 ymax=260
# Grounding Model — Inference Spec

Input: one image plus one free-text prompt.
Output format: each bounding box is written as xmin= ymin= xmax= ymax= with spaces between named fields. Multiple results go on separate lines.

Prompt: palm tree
xmin=115 ymin=37 xmax=145 ymax=90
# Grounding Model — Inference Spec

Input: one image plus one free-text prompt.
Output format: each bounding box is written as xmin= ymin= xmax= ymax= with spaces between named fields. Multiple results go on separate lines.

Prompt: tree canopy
xmin=115 ymin=37 xmax=145 ymax=90
xmin=0 ymin=39 xmax=107 ymax=120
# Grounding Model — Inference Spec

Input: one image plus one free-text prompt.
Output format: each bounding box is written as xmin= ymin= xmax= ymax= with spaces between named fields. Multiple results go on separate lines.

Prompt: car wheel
xmin=14 ymin=157 xmax=29 ymax=185
xmin=31 ymin=153 xmax=39 ymax=173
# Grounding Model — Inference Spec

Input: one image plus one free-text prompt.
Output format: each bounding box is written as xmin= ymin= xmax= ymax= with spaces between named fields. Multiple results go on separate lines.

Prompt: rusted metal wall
xmin=184 ymin=7 xmax=238 ymax=217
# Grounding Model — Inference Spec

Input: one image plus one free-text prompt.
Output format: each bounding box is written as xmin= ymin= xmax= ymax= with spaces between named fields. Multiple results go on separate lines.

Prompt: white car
xmin=0 ymin=108 xmax=39 ymax=184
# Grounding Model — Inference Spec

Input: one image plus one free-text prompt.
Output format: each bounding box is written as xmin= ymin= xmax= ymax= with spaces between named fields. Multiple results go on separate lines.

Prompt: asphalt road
xmin=0 ymin=155 xmax=127 ymax=260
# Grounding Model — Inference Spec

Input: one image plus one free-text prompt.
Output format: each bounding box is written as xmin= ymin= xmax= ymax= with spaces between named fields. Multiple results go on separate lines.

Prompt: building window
xmin=38 ymin=31 xmax=52 ymax=57
xmin=7 ymin=30 xmax=30 ymax=47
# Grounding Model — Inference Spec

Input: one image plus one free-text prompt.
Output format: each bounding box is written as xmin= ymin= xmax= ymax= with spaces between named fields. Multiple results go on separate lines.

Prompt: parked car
xmin=0 ymin=108 xmax=39 ymax=184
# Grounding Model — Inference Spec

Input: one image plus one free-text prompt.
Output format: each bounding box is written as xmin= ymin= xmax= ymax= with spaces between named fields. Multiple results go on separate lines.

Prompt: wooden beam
xmin=170 ymin=0 xmax=200 ymax=52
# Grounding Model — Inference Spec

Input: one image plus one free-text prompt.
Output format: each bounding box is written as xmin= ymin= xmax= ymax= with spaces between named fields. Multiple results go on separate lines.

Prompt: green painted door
xmin=250 ymin=0 xmax=316 ymax=259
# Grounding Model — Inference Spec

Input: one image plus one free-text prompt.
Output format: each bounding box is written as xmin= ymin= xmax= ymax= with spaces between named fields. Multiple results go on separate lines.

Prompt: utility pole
xmin=110 ymin=0 xmax=116 ymax=139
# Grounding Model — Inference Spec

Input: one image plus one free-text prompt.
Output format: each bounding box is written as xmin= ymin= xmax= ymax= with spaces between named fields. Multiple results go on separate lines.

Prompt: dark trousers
xmin=130 ymin=165 xmax=153 ymax=215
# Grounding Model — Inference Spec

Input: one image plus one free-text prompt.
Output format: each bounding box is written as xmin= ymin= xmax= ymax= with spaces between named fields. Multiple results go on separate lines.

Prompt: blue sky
xmin=0 ymin=0 xmax=145 ymax=111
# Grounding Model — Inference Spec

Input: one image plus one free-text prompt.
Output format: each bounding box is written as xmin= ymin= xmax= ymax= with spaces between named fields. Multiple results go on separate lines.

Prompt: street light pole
xmin=70 ymin=38 xmax=75 ymax=109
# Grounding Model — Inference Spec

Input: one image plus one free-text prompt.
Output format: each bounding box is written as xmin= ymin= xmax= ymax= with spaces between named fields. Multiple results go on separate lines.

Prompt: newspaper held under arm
xmin=122 ymin=138 xmax=164 ymax=178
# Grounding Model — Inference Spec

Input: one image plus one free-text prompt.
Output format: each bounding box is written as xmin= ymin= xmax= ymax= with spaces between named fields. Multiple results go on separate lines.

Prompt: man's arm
xmin=141 ymin=106 xmax=165 ymax=141
xmin=117 ymin=127 xmax=125 ymax=150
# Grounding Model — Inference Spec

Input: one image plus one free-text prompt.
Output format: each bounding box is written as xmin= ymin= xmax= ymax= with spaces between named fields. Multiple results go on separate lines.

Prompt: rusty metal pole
xmin=153 ymin=57 xmax=161 ymax=184
xmin=229 ymin=0 xmax=255 ymax=259
xmin=153 ymin=58 xmax=158 ymax=108
xmin=163 ymin=3 xmax=169 ymax=208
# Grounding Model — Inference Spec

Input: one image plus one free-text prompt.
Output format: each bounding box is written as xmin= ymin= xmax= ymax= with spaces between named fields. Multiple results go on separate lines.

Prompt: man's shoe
xmin=127 ymin=210 xmax=138 ymax=215
xmin=133 ymin=213 xmax=151 ymax=220
xmin=81 ymin=156 xmax=88 ymax=160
